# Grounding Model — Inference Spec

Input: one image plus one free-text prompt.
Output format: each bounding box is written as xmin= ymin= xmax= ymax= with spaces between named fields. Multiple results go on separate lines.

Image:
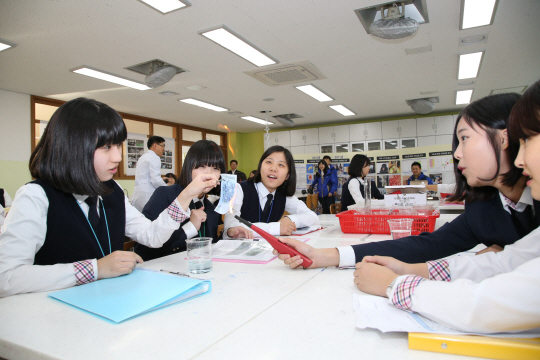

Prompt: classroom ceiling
xmin=1 ymin=0 xmax=539 ymax=133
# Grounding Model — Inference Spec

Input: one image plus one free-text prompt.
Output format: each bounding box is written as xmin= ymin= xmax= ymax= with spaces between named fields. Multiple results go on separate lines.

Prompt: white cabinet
xmin=417 ymin=136 xmax=436 ymax=147
xmin=290 ymin=128 xmax=318 ymax=146
xmin=381 ymin=120 xmax=400 ymax=139
xmin=365 ymin=122 xmax=382 ymax=140
xmin=399 ymin=118 xmax=417 ymax=138
xmin=417 ymin=134 xmax=452 ymax=147
xmin=434 ymin=115 xmax=454 ymax=135
xmin=318 ymin=125 xmax=349 ymax=143
xmin=350 ymin=123 xmax=382 ymax=142
xmin=436 ymin=134 xmax=453 ymax=145
xmin=382 ymin=119 xmax=417 ymax=139
xmin=416 ymin=117 xmax=436 ymax=137
xmin=291 ymin=144 xmax=319 ymax=154
xmin=268 ymin=131 xmax=291 ymax=147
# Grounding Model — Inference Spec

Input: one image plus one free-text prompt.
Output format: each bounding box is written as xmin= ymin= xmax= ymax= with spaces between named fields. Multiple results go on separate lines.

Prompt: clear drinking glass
xmin=387 ymin=219 xmax=414 ymax=240
xmin=186 ymin=237 xmax=213 ymax=274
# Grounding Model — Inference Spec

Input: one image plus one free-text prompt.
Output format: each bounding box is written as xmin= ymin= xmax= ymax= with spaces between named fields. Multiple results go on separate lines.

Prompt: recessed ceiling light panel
xmin=456 ymin=90 xmax=473 ymax=105
xmin=138 ymin=0 xmax=190 ymax=14
xmin=295 ymin=85 xmax=333 ymax=102
xmin=461 ymin=0 xmax=498 ymax=29
xmin=329 ymin=105 xmax=355 ymax=116
xmin=241 ymin=116 xmax=274 ymax=125
xmin=458 ymin=52 xmax=483 ymax=79
xmin=0 ymin=39 xmax=16 ymax=52
xmin=199 ymin=26 xmax=277 ymax=67
xmin=179 ymin=98 xmax=228 ymax=112
xmin=70 ymin=66 xmax=151 ymax=90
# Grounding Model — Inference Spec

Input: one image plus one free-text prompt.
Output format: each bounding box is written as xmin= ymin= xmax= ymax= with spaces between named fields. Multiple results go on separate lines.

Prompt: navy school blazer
xmin=134 ymin=184 xmax=220 ymax=261
xmin=352 ymin=194 xmax=540 ymax=263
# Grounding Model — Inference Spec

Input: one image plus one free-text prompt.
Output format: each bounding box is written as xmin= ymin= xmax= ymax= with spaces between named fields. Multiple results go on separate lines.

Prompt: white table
xmin=0 ymin=215 xmax=476 ymax=360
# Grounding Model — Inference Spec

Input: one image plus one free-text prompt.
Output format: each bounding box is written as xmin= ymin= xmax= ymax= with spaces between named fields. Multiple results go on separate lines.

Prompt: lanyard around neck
xmin=77 ymin=198 xmax=112 ymax=257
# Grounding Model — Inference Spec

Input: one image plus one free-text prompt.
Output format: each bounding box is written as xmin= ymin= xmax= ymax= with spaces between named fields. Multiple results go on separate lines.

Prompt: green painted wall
xmin=0 ymin=160 xmax=32 ymax=198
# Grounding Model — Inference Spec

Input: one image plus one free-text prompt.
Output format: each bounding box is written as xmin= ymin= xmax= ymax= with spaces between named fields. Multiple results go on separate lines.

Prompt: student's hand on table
xmin=189 ymin=208 xmax=206 ymax=230
xmin=354 ymin=260 xmax=398 ymax=297
xmin=273 ymin=237 xmax=339 ymax=269
xmin=476 ymin=244 xmax=504 ymax=255
xmin=363 ymin=256 xmax=429 ymax=278
xmin=279 ymin=217 xmax=296 ymax=235
xmin=97 ymin=251 xmax=143 ymax=280
xmin=227 ymin=226 xmax=254 ymax=239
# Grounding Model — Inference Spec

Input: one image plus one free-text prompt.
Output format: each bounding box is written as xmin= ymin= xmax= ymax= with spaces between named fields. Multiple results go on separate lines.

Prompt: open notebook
xmin=48 ymin=269 xmax=211 ymax=323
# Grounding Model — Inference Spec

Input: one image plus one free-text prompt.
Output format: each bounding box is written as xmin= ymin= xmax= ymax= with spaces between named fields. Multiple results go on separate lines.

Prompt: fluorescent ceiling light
xmin=0 ymin=40 xmax=16 ymax=52
xmin=462 ymin=0 xmax=497 ymax=29
xmin=329 ymin=105 xmax=355 ymax=116
xmin=458 ymin=52 xmax=483 ymax=79
xmin=139 ymin=0 xmax=189 ymax=13
xmin=71 ymin=66 xmax=150 ymax=90
xmin=240 ymin=116 xmax=274 ymax=125
xmin=295 ymin=85 xmax=333 ymax=102
xmin=456 ymin=90 xmax=473 ymax=105
xmin=179 ymin=98 xmax=228 ymax=112
xmin=200 ymin=27 xmax=276 ymax=67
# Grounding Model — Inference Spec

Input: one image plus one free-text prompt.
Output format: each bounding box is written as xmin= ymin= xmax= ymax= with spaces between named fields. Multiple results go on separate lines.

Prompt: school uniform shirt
xmin=337 ymin=187 xmax=538 ymax=266
xmin=341 ymin=177 xmax=384 ymax=210
xmin=131 ymin=150 xmax=167 ymax=211
xmin=0 ymin=182 xmax=190 ymax=298
xmin=387 ymin=225 xmax=540 ymax=333
xmin=0 ymin=189 xmax=12 ymax=208
xmin=223 ymin=182 xmax=319 ymax=238
xmin=406 ymin=172 xmax=433 ymax=185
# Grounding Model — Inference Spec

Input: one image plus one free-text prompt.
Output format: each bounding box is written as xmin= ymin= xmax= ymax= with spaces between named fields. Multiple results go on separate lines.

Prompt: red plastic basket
xmin=336 ymin=209 xmax=440 ymax=235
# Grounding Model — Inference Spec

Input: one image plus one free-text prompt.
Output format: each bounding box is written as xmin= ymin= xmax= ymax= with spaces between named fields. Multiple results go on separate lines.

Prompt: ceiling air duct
xmin=369 ymin=2 xmax=419 ymax=40
xmin=406 ymin=97 xmax=439 ymax=114
xmin=272 ymin=113 xmax=303 ymax=127
xmin=125 ymin=59 xmax=186 ymax=88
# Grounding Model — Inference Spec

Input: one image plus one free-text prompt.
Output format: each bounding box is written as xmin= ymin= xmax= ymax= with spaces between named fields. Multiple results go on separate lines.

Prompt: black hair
xmin=249 ymin=145 xmax=296 ymax=196
xmin=323 ymin=155 xmax=331 ymax=161
xmin=147 ymin=136 xmax=165 ymax=149
xmin=179 ymin=140 xmax=226 ymax=187
xmin=249 ymin=170 xmax=257 ymax=176
xmin=509 ymin=79 xmax=540 ymax=140
xmin=29 ymin=97 xmax=127 ymax=196
xmin=230 ymin=159 xmax=238 ymax=165
xmin=165 ymin=173 xmax=177 ymax=182
xmin=448 ymin=92 xmax=522 ymax=203
xmin=411 ymin=161 xmax=422 ymax=169
xmin=348 ymin=154 xmax=370 ymax=178
xmin=314 ymin=160 xmax=329 ymax=178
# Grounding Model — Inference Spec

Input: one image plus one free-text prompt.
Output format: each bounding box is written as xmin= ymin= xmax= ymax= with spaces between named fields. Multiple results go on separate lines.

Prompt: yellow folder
xmin=408 ymin=332 xmax=540 ymax=360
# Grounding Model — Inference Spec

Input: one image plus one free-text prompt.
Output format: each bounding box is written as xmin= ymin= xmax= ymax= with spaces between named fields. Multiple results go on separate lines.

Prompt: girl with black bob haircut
xmin=224 ymin=145 xmax=319 ymax=238
xmin=310 ymin=159 xmax=337 ymax=214
xmin=340 ymin=154 xmax=383 ymax=211
xmin=276 ymin=92 xmax=539 ymax=270
xmin=0 ymin=98 xmax=218 ymax=298
xmin=135 ymin=140 xmax=226 ymax=260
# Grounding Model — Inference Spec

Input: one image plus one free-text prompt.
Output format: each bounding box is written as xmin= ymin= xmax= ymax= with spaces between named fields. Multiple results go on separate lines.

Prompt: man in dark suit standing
xmin=227 ymin=159 xmax=247 ymax=182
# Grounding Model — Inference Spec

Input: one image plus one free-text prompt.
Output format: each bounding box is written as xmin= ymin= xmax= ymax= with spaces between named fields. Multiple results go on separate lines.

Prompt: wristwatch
xmin=386 ymin=277 xmax=398 ymax=298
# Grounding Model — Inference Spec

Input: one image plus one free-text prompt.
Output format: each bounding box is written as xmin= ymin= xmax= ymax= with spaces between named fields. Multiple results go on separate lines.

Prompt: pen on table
xmin=160 ymin=269 xmax=190 ymax=277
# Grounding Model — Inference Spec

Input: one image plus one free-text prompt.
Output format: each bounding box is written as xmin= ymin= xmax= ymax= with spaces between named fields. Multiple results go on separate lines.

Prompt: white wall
xmin=0 ymin=88 xmax=31 ymax=161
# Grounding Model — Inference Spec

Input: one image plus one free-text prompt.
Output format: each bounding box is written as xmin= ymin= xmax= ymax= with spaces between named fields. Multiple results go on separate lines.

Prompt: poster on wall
xmin=125 ymin=133 xmax=148 ymax=176
xmin=429 ymin=151 xmax=453 ymax=172
xmin=331 ymin=158 xmax=350 ymax=199
xmin=159 ymin=137 xmax=176 ymax=175
xmin=295 ymin=160 xmax=307 ymax=194
xmin=306 ymin=161 xmax=316 ymax=187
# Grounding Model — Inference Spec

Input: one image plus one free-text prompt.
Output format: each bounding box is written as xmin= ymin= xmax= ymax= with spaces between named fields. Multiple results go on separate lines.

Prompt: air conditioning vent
xmin=244 ymin=60 xmax=326 ymax=87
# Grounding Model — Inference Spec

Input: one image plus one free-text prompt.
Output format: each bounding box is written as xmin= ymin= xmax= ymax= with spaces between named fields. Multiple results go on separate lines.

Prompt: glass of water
xmin=387 ymin=219 xmax=414 ymax=240
xmin=186 ymin=237 xmax=213 ymax=274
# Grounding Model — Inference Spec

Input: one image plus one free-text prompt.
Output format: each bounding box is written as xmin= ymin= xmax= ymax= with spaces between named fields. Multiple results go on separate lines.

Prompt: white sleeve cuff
xmin=337 ymin=246 xmax=356 ymax=268
xmin=92 ymin=258 xmax=99 ymax=281
xmin=270 ymin=222 xmax=281 ymax=236
xmin=182 ymin=221 xmax=198 ymax=239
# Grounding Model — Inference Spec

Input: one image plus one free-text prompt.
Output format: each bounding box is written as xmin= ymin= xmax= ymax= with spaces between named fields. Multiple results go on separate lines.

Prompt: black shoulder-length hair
xmin=314 ymin=160 xmax=329 ymax=178
xmin=29 ymin=97 xmax=127 ymax=197
xmin=509 ymin=79 xmax=540 ymax=140
xmin=178 ymin=140 xmax=226 ymax=187
xmin=348 ymin=154 xmax=370 ymax=178
xmin=249 ymin=145 xmax=296 ymax=196
xmin=447 ymin=92 xmax=522 ymax=203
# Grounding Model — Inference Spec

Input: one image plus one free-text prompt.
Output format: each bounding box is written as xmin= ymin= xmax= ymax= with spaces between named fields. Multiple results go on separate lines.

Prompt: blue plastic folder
xmin=48 ymin=269 xmax=211 ymax=323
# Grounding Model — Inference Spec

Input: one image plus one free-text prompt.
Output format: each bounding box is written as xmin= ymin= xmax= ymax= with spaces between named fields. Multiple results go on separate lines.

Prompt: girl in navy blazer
xmin=311 ymin=160 xmax=337 ymax=214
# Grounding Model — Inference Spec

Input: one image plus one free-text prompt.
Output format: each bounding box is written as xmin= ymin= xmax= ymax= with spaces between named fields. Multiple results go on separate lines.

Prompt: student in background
xmin=407 ymin=162 xmax=433 ymax=185
xmin=354 ymin=79 xmax=540 ymax=334
xmin=248 ymin=170 xmax=257 ymax=180
xmin=341 ymin=154 xmax=384 ymax=210
xmin=135 ymin=140 xmax=225 ymax=261
xmin=0 ymin=98 xmax=218 ymax=298
xmin=163 ymin=173 xmax=177 ymax=186
xmin=131 ymin=136 xmax=167 ymax=211
xmin=310 ymin=160 xmax=337 ymax=214
xmin=275 ymin=92 xmax=539 ymax=268
xmin=227 ymin=160 xmax=247 ymax=182
xmin=0 ymin=189 xmax=12 ymax=230
xmin=323 ymin=155 xmax=338 ymax=206
xmin=224 ymin=146 xmax=319 ymax=238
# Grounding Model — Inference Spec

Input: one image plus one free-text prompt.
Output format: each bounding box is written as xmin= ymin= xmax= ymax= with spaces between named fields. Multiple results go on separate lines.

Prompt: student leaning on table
xmin=224 ymin=146 xmax=319 ymax=239
xmin=0 ymin=98 xmax=219 ymax=298
xmin=275 ymin=92 xmax=539 ymax=267
xmin=353 ymin=79 xmax=540 ymax=334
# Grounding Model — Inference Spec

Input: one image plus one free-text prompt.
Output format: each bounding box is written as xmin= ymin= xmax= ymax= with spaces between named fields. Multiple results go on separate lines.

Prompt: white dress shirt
xmin=0 ymin=182 xmax=189 ymax=298
xmin=399 ymin=226 xmax=540 ymax=333
xmin=223 ymin=182 xmax=319 ymax=238
xmin=182 ymin=197 xmax=204 ymax=239
xmin=131 ymin=150 xmax=167 ymax=211
xmin=348 ymin=177 xmax=365 ymax=208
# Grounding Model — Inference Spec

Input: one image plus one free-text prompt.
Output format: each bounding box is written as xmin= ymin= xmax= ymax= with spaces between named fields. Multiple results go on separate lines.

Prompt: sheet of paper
xmin=291 ymin=225 xmax=321 ymax=235
xmin=353 ymin=294 xmax=540 ymax=338
xmin=212 ymin=240 xmax=276 ymax=262
xmin=214 ymin=174 xmax=237 ymax=214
